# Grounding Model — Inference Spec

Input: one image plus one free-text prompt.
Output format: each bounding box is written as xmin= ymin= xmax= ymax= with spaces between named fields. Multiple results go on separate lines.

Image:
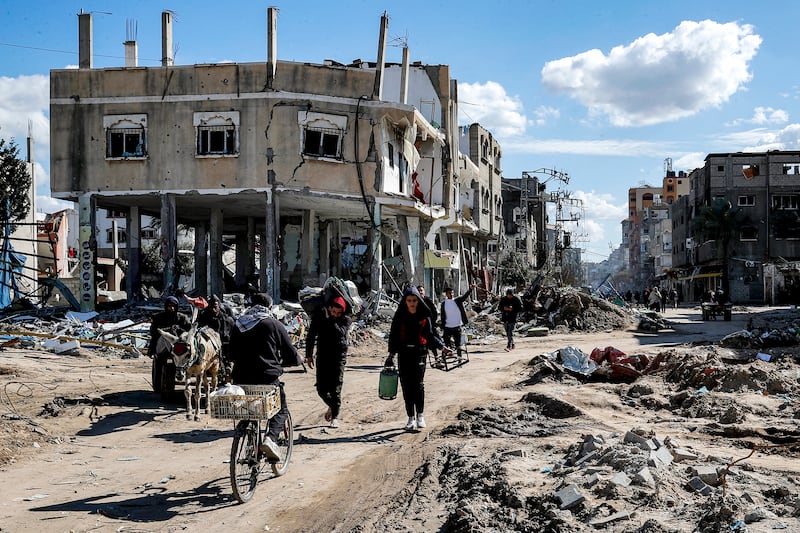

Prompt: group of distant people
xmin=148 ymin=282 xmax=496 ymax=441
xmin=621 ymin=287 xmax=679 ymax=312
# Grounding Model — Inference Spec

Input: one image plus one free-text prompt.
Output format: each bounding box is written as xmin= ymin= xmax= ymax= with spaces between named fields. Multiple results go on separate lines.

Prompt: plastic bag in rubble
xmin=557 ymin=346 xmax=597 ymax=376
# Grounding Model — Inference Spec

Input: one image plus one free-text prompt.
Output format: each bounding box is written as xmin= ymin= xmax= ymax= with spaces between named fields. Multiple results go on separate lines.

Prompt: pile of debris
xmin=508 ymin=285 xmax=635 ymax=335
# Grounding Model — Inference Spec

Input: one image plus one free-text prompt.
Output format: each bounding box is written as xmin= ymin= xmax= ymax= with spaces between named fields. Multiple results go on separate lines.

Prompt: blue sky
xmin=2 ymin=1 xmax=800 ymax=262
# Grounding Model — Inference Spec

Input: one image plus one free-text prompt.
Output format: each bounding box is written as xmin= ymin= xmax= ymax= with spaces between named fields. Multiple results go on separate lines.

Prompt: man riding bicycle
xmin=229 ymin=293 xmax=303 ymax=459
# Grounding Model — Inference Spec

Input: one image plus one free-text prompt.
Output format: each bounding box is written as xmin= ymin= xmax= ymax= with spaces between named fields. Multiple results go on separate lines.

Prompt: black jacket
xmin=148 ymin=310 xmax=191 ymax=356
xmin=306 ymin=307 xmax=352 ymax=360
xmin=388 ymin=287 xmax=444 ymax=354
xmin=440 ymin=288 xmax=471 ymax=328
xmin=499 ymin=294 xmax=523 ymax=323
xmin=229 ymin=316 xmax=302 ymax=384
xmin=422 ymin=296 xmax=438 ymax=328
xmin=197 ymin=308 xmax=234 ymax=343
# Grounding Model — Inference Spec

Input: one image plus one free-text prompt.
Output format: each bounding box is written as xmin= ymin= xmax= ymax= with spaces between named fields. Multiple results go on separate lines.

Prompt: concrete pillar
xmin=160 ymin=194 xmax=177 ymax=294
xmin=78 ymin=193 xmax=96 ymax=311
xmin=194 ymin=222 xmax=208 ymax=296
xmin=373 ymin=12 xmax=388 ymax=99
xmin=235 ymin=232 xmax=248 ymax=289
xmin=331 ymin=221 xmax=342 ymax=278
xmin=126 ymin=206 xmax=142 ymax=300
xmin=319 ymin=220 xmax=331 ymax=284
xmin=400 ymin=46 xmax=409 ymax=104
xmin=302 ymin=209 xmax=315 ymax=276
xmin=370 ymin=203 xmax=382 ymax=293
xmin=266 ymin=7 xmax=277 ymax=89
xmin=209 ymin=208 xmax=224 ymax=298
xmin=264 ymin=188 xmax=278 ymax=301
xmin=78 ymin=12 xmax=92 ymax=69
xmin=246 ymin=216 xmax=256 ymax=288
xmin=161 ymin=11 xmax=174 ymax=67
xmin=259 ymin=229 xmax=268 ymax=293
xmin=397 ymin=215 xmax=414 ymax=281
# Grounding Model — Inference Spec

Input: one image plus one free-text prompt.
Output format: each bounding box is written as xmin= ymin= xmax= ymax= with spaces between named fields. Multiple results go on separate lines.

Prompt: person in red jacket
xmin=385 ymin=287 xmax=450 ymax=431
xmin=304 ymin=296 xmax=351 ymax=429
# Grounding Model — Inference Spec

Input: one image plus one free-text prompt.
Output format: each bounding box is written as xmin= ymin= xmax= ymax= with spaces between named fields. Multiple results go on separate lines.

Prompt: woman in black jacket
xmin=385 ymin=286 xmax=449 ymax=431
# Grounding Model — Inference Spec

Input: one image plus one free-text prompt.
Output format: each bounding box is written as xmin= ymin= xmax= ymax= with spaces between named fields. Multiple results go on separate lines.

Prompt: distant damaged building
xmin=49 ymin=9 xmax=502 ymax=308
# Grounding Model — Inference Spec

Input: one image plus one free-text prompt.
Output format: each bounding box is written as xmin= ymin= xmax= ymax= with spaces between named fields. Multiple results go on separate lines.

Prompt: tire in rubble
xmin=230 ymin=420 xmax=259 ymax=503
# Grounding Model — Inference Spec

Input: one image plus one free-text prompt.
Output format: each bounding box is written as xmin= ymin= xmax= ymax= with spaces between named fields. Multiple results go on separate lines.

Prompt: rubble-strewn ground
xmin=0 ymin=303 xmax=799 ymax=532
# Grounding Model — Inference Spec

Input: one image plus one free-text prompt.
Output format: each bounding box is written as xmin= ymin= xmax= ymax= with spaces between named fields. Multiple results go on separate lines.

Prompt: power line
xmin=0 ymin=42 xmax=161 ymax=63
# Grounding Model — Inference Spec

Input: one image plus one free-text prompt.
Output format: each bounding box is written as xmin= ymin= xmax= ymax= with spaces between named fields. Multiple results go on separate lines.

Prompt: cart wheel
xmin=230 ymin=420 xmax=259 ymax=503
xmin=151 ymin=358 xmax=162 ymax=393
xmin=270 ymin=411 xmax=294 ymax=477
xmin=160 ymin=364 xmax=176 ymax=402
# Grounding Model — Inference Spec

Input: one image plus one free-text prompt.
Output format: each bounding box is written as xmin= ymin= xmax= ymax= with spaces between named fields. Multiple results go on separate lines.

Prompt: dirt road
xmin=1 ymin=306 xmax=798 ymax=532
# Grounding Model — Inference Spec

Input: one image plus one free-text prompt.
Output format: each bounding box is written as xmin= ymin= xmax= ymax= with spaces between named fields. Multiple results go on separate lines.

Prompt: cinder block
xmin=687 ymin=476 xmax=713 ymax=496
xmin=648 ymin=447 xmax=673 ymax=468
xmin=609 ymin=471 xmax=632 ymax=487
xmin=671 ymin=448 xmax=698 ymax=462
xmin=554 ymin=484 xmax=585 ymax=510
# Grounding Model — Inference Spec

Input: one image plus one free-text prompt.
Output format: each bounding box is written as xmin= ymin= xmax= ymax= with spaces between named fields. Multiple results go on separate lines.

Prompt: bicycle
xmin=210 ymin=383 xmax=294 ymax=503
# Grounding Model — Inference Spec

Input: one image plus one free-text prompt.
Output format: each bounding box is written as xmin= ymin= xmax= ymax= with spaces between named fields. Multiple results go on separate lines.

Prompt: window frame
xmin=104 ymin=114 xmax=148 ymax=160
xmin=737 ymin=195 xmax=755 ymax=207
xmin=772 ymin=194 xmax=799 ymax=210
xmin=298 ymin=111 xmax=346 ymax=161
xmin=194 ymin=111 xmax=240 ymax=158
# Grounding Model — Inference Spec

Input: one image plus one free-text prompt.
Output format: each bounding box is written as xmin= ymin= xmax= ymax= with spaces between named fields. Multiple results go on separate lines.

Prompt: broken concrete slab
xmin=554 ymin=484 xmax=585 ymax=510
xmin=687 ymin=476 xmax=713 ymax=496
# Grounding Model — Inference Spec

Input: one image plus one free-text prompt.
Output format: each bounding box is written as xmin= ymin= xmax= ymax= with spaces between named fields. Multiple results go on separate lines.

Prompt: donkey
xmin=158 ymin=309 xmax=222 ymax=420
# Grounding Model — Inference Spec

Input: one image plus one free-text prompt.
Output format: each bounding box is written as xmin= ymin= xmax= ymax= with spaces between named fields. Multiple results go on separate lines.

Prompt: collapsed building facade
xmin=49 ymin=10 xmax=503 ymax=310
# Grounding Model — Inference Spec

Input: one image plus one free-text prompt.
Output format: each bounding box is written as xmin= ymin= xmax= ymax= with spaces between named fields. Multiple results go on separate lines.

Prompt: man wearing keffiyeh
xmin=229 ymin=293 xmax=303 ymax=458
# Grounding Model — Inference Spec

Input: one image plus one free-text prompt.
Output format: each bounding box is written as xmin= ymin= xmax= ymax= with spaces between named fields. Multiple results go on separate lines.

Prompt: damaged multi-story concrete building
xmin=49 ymin=9 xmax=503 ymax=310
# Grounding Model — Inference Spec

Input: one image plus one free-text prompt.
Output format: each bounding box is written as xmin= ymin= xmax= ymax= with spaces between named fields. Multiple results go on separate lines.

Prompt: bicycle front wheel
xmin=230 ymin=420 xmax=259 ymax=503
xmin=270 ymin=410 xmax=294 ymax=476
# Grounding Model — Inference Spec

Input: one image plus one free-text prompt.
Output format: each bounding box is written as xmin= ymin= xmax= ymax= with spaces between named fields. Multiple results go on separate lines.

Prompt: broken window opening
xmin=107 ymin=128 xmax=146 ymax=158
xmin=303 ymin=126 xmax=342 ymax=159
xmin=198 ymin=125 xmax=237 ymax=155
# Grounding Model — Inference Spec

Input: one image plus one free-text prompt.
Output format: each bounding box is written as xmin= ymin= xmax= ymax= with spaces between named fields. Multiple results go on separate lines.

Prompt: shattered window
xmin=303 ymin=126 xmax=342 ymax=159
xmin=194 ymin=111 xmax=239 ymax=157
xmin=107 ymin=128 xmax=146 ymax=158
xmin=198 ymin=125 xmax=236 ymax=155
xmin=104 ymin=114 xmax=147 ymax=159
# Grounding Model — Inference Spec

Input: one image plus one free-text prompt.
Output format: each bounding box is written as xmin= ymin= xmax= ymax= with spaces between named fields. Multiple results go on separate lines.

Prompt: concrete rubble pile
xmin=0 ymin=285 xmax=400 ymax=359
xmin=494 ymin=285 xmax=636 ymax=337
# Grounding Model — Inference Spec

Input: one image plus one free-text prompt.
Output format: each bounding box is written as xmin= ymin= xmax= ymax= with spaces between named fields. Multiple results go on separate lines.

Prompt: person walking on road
xmin=499 ymin=289 xmax=523 ymax=351
xmin=385 ymin=287 xmax=450 ymax=431
xmin=440 ymin=285 xmax=473 ymax=361
xmin=229 ymin=293 xmax=303 ymax=460
xmin=304 ymin=296 xmax=351 ymax=429
xmin=416 ymin=285 xmax=440 ymax=364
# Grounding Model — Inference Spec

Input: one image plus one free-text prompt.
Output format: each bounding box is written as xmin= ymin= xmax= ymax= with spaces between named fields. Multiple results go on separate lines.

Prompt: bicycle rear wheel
xmin=230 ymin=420 xmax=259 ymax=503
xmin=270 ymin=410 xmax=294 ymax=476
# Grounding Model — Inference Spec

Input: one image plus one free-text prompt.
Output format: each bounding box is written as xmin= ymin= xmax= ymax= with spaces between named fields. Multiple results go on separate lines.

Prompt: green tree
xmin=692 ymin=198 xmax=746 ymax=296
xmin=0 ymin=138 xmax=33 ymax=233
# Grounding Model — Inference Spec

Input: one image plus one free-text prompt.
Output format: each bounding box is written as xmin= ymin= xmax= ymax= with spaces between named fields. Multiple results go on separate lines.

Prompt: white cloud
xmin=727 ymin=106 xmax=789 ymax=126
xmin=503 ymin=137 xmax=674 ymax=157
xmin=541 ymin=20 xmax=762 ymax=127
xmin=458 ymin=81 xmax=527 ymax=137
xmin=532 ymin=106 xmax=560 ymax=126
xmin=0 ymin=75 xmax=50 ymax=150
xmin=673 ymin=152 xmax=706 ymax=172
xmin=742 ymin=123 xmax=800 ymax=152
